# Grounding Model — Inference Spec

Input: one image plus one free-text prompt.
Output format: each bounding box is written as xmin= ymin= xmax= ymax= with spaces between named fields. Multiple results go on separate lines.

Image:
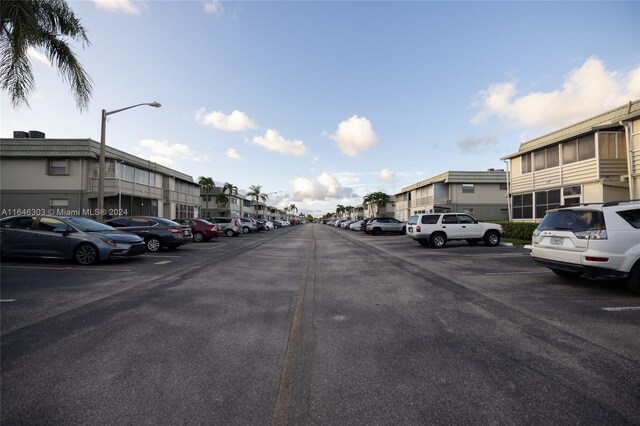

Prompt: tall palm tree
xmin=288 ymin=204 xmax=298 ymax=217
xmin=215 ymin=192 xmax=229 ymax=213
xmin=222 ymin=182 xmax=238 ymax=196
xmin=198 ymin=176 xmax=215 ymax=217
xmin=246 ymin=184 xmax=268 ymax=217
xmin=1 ymin=0 xmax=93 ymax=111
xmin=374 ymin=192 xmax=391 ymax=216
xmin=363 ymin=193 xmax=374 ymax=217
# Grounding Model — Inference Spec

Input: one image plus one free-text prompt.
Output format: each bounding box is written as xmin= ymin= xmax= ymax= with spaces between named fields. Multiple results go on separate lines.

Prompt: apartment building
xmin=200 ymin=186 xmax=244 ymax=219
xmin=0 ymin=134 xmax=201 ymax=219
xmin=501 ymin=100 xmax=640 ymax=221
xmin=395 ymin=170 xmax=508 ymax=222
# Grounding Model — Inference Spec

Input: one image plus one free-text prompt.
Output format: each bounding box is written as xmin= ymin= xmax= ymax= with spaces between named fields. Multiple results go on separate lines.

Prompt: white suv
xmin=531 ymin=200 xmax=640 ymax=294
xmin=406 ymin=213 xmax=503 ymax=248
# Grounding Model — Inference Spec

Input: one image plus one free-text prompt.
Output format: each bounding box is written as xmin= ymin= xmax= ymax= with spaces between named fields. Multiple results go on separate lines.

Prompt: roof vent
xmin=13 ymin=131 xmax=29 ymax=138
xmin=29 ymin=130 xmax=45 ymax=138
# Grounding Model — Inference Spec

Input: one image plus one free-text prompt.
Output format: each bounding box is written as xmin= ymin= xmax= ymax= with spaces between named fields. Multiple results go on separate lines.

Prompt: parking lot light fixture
xmin=98 ymin=102 xmax=161 ymax=221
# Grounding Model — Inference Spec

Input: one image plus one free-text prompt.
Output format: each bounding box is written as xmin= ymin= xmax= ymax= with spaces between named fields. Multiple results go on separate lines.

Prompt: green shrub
xmin=488 ymin=221 xmax=538 ymax=240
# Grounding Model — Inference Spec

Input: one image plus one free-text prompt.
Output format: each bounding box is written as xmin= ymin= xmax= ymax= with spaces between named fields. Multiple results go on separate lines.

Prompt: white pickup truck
xmin=406 ymin=213 xmax=503 ymax=248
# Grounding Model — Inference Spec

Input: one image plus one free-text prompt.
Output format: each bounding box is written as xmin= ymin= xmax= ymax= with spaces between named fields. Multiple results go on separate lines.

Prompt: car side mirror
xmin=53 ymin=227 xmax=70 ymax=235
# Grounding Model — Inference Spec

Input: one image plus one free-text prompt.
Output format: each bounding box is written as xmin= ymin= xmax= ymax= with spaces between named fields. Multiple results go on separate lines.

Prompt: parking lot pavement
xmin=2 ymin=223 xmax=640 ymax=424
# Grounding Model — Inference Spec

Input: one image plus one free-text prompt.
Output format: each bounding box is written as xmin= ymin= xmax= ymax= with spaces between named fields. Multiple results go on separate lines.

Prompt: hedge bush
xmin=488 ymin=221 xmax=539 ymax=240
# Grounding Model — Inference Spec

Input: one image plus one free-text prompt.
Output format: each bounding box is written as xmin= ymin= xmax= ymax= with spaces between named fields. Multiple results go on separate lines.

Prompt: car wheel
xmin=146 ymin=238 xmax=162 ymax=252
xmin=466 ymin=239 xmax=479 ymax=246
xmin=430 ymin=233 xmax=446 ymax=248
xmin=551 ymin=269 xmax=582 ymax=279
xmin=418 ymin=240 xmax=429 ymax=247
xmin=372 ymin=228 xmax=382 ymax=236
xmin=193 ymin=232 xmax=204 ymax=242
xmin=484 ymin=231 xmax=500 ymax=246
xmin=225 ymin=229 xmax=234 ymax=237
xmin=624 ymin=262 xmax=640 ymax=295
xmin=75 ymin=243 xmax=98 ymax=265
xmin=242 ymin=226 xmax=250 ymax=234
xmin=401 ymin=226 xmax=406 ymax=234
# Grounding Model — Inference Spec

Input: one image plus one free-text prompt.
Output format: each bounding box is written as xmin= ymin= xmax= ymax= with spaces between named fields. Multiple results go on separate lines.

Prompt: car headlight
xmin=100 ymin=238 xmax=118 ymax=246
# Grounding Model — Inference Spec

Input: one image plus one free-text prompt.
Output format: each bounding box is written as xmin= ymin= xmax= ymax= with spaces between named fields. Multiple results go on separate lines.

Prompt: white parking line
xmin=486 ymin=271 xmax=542 ymax=275
xmin=154 ymin=260 xmax=172 ymax=265
xmin=601 ymin=306 xmax=640 ymax=312
xmin=1 ymin=265 xmax=132 ymax=272
xmin=0 ymin=299 xmax=17 ymax=303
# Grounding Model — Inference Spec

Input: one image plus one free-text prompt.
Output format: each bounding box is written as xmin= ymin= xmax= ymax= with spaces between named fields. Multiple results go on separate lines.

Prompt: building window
xmin=563 ymin=140 xmax=577 ymax=164
xmin=50 ymin=199 xmax=69 ymax=207
xmin=599 ymin=132 xmax=626 ymax=160
xmin=47 ymin=159 xmax=68 ymax=175
xmin=534 ymin=145 xmax=559 ymax=171
xmin=562 ymin=186 xmax=581 ymax=206
xmin=463 ymin=208 xmax=475 ymax=214
xmin=521 ymin=153 xmax=532 ymax=174
xmin=499 ymin=183 xmax=507 ymax=190
xmin=577 ymin=135 xmax=595 ymax=161
xmin=512 ymin=193 xmax=533 ymax=219
xmin=535 ymin=190 xmax=561 ymax=218
xmin=462 ymin=184 xmax=475 ymax=193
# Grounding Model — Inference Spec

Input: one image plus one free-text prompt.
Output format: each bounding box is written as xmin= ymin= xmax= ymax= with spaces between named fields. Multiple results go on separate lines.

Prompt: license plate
xmin=550 ymin=237 xmax=563 ymax=246
xmin=408 ymin=227 xmax=413 ymax=232
xmin=183 ymin=231 xmax=190 ymax=236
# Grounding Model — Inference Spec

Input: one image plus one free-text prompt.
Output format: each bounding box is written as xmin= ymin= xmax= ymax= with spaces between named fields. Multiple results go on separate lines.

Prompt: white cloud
xmin=203 ymin=0 xmax=224 ymax=15
xmin=195 ymin=109 xmax=257 ymax=132
xmin=378 ymin=168 xmax=396 ymax=182
xmin=329 ymin=115 xmax=379 ymax=157
xmin=457 ymin=136 xmax=500 ymax=154
xmin=471 ymin=57 xmax=640 ymax=131
xmin=93 ymin=0 xmax=146 ymax=14
xmin=252 ymin=129 xmax=309 ymax=156
xmin=27 ymin=48 xmax=51 ymax=68
xmin=139 ymin=139 xmax=192 ymax=156
xmin=290 ymin=172 xmax=355 ymax=201
xmin=225 ymin=148 xmax=241 ymax=160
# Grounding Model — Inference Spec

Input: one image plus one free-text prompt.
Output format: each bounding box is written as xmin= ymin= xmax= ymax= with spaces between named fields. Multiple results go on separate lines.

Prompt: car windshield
xmin=199 ymin=219 xmax=214 ymax=225
xmin=67 ymin=217 xmax=117 ymax=232
xmin=536 ymin=210 xmax=605 ymax=232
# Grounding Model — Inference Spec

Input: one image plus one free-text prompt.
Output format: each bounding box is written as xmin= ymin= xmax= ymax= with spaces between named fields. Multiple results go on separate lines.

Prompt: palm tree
xmin=335 ymin=204 xmax=345 ymax=219
xmin=363 ymin=194 xmax=374 ymax=217
xmin=215 ymin=192 xmax=229 ymax=213
xmin=374 ymin=192 xmax=391 ymax=216
xmin=222 ymin=182 xmax=238 ymax=196
xmin=246 ymin=184 xmax=268 ymax=217
xmin=198 ymin=176 xmax=215 ymax=217
xmin=1 ymin=0 xmax=93 ymax=111
xmin=288 ymin=204 xmax=298 ymax=217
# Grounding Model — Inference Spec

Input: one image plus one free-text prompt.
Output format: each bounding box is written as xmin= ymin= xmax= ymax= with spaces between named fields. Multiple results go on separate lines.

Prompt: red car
xmin=172 ymin=218 xmax=223 ymax=242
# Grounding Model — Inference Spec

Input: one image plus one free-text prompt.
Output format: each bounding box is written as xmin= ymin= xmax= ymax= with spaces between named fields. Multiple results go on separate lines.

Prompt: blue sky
xmin=2 ymin=1 xmax=639 ymax=217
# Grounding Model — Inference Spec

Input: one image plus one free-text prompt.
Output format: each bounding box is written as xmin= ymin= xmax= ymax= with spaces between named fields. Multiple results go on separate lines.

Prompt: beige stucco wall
xmin=0 ymin=158 xmax=84 ymax=190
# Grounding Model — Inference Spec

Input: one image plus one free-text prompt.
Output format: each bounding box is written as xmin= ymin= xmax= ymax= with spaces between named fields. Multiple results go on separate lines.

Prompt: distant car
xmin=256 ymin=220 xmax=268 ymax=232
xmin=104 ymin=216 xmax=191 ymax=252
xmin=531 ymin=200 xmax=640 ymax=294
xmin=261 ymin=220 xmax=275 ymax=231
xmin=172 ymin=218 xmax=223 ymax=242
xmin=272 ymin=220 xmax=283 ymax=229
xmin=365 ymin=217 xmax=406 ymax=236
xmin=207 ymin=217 xmax=241 ymax=237
xmin=0 ymin=215 xmax=146 ymax=265
xmin=239 ymin=217 xmax=258 ymax=234
xmin=406 ymin=213 xmax=502 ymax=248
xmin=349 ymin=221 xmax=363 ymax=231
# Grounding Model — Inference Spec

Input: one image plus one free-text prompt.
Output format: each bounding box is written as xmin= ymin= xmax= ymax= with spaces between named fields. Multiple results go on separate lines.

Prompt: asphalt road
xmin=1 ymin=223 xmax=639 ymax=425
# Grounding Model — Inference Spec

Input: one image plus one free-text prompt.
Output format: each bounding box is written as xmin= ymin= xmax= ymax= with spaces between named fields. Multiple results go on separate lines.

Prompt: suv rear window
xmin=536 ymin=210 xmax=605 ymax=232
xmin=617 ymin=209 xmax=640 ymax=229
xmin=420 ymin=215 xmax=440 ymax=225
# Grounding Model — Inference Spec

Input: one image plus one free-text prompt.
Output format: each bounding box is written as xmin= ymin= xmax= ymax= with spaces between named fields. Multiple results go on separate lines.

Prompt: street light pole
xmin=97 ymin=101 xmax=161 ymax=221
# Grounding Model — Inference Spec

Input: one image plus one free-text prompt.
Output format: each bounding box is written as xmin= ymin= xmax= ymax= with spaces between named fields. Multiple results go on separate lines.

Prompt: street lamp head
xmin=149 ymin=101 xmax=161 ymax=108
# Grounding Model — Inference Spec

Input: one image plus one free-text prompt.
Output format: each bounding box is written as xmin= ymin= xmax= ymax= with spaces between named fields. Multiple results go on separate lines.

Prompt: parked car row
xmin=0 ymin=214 xmax=301 ymax=266
xmin=326 ymin=214 xmax=503 ymax=248
xmin=326 ymin=201 xmax=640 ymax=294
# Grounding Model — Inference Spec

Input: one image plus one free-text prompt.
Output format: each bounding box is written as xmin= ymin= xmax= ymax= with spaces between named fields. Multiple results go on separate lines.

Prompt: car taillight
xmin=574 ymin=230 xmax=608 ymax=240
xmin=169 ymin=227 xmax=182 ymax=234
xmin=416 ymin=226 xmax=421 ymax=232
xmin=585 ymin=256 xmax=609 ymax=262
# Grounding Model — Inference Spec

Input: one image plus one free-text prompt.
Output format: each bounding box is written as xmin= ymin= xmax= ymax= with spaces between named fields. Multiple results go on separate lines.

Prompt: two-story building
xmin=501 ymin=99 xmax=640 ymax=221
xmin=0 ymin=134 xmax=201 ymax=219
xmin=395 ymin=170 xmax=508 ymax=222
